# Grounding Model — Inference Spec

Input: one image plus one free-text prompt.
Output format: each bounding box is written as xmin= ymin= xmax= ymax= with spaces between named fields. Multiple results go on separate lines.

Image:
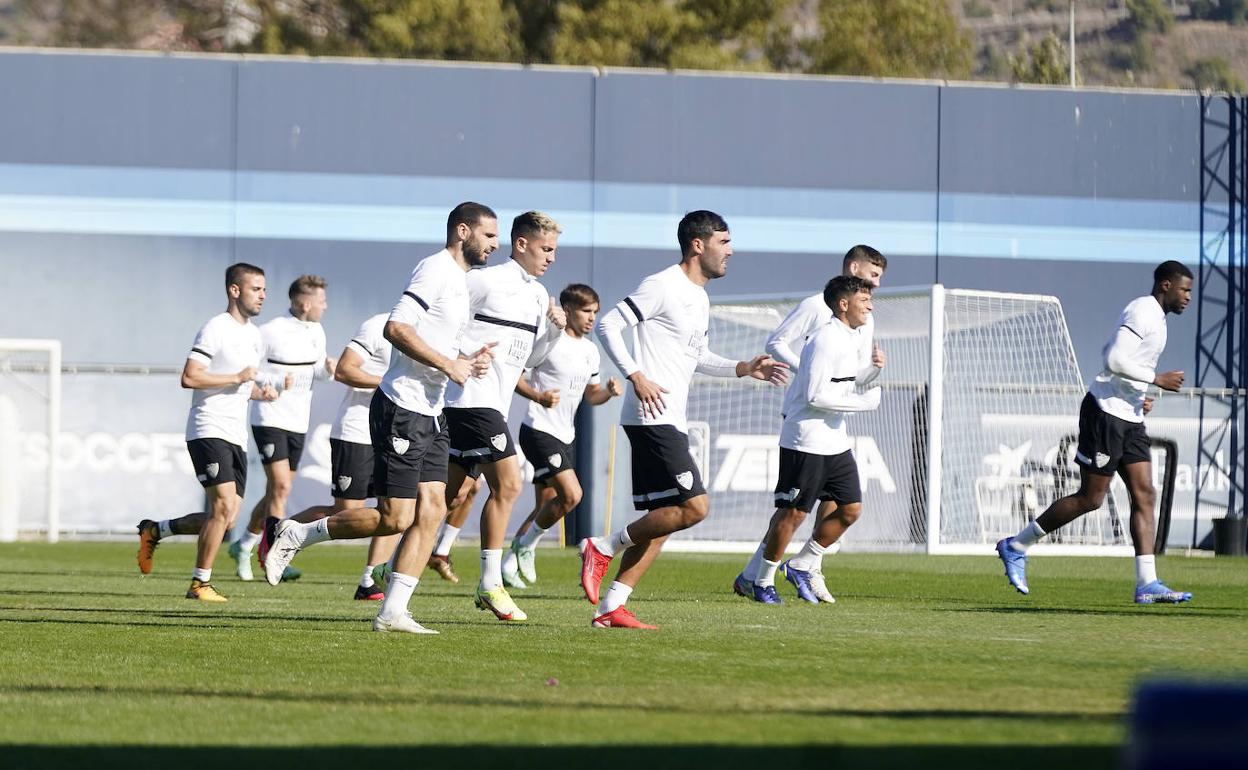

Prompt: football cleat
xmin=592 ymin=607 xmax=657 ymax=629
xmin=136 ymin=519 xmax=160 ymax=575
xmin=257 ymin=515 xmax=279 ymax=567
xmin=1134 ymin=581 xmax=1192 ymax=604
xmin=513 ymin=540 xmax=538 ymax=584
xmin=578 ymin=538 xmax=612 ymax=605
xmin=732 ymin=572 xmax=752 ymax=597
xmin=426 ymin=554 xmax=459 ymax=584
xmin=501 ymin=559 xmax=527 ymax=590
xmin=354 ymin=583 xmax=384 ymax=601
xmin=186 ymin=579 xmax=227 ymax=602
xmin=371 ymin=562 xmax=392 ymax=588
xmin=751 ymin=583 xmax=783 ymax=605
xmin=807 ymin=566 xmax=837 ymax=604
xmin=263 ymin=520 xmax=303 ymax=586
xmin=779 ymin=561 xmax=820 ymax=604
xmin=474 ymin=585 xmax=528 ymax=622
xmin=372 ymin=612 xmax=438 ymax=634
xmin=996 ymin=537 xmax=1030 ymax=595
xmin=228 ymin=540 xmax=253 ymax=582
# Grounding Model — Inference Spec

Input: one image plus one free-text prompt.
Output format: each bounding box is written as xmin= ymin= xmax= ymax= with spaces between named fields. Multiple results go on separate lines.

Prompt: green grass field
xmin=1 ymin=541 xmax=1245 ymax=769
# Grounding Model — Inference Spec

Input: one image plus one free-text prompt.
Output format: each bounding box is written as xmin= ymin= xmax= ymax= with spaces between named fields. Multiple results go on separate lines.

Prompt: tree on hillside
xmin=804 ymin=0 xmax=971 ymax=79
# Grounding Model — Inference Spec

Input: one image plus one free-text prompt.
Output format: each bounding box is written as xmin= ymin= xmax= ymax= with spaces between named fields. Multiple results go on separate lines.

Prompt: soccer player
xmin=734 ymin=245 xmax=887 ymax=603
xmin=586 ymin=210 xmax=789 ymax=629
xmin=439 ymin=211 xmax=567 ymax=622
xmin=741 ymin=276 xmax=882 ymax=604
xmin=997 ymin=260 xmax=1194 ymax=604
xmin=263 ymin=202 xmax=498 ymax=634
xmin=135 ymin=263 xmax=286 ymax=601
xmin=500 ymin=283 xmax=624 ymax=589
xmin=229 ymin=275 xmax=335 ymax=582
xmin=267 ymin=311 xmax=400 ymax=601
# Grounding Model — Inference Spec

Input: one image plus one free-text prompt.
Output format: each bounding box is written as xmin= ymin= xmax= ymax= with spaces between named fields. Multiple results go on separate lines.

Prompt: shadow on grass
xmin=3 ymin=744 xmax=1119 ymax=770
xmin=0 ymin=607 xmax=565 ymax=631
xmin=949 ymin=605 xmax=1244 ymax=619
xmin=1 ymin=682 xmax=1124 ymax=724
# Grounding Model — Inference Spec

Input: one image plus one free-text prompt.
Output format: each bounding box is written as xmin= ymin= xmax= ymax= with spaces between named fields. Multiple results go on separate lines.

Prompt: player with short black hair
xmin=135 ymin=263 xmax=287 ymax=601
xmin=997 ymin=260 xmax=1194 ymax=604
xmin=263 ymin=203 xmax=498 ymax=634
xmin=735 ymin=245 xmax=888 ymax=603
xmin=499 ymin=283 xmax=623 ymax=588
xmin=743 ymin=276 xmax=882 ymax=604
xmin=587 ymin=210 xmax=789 ymax=628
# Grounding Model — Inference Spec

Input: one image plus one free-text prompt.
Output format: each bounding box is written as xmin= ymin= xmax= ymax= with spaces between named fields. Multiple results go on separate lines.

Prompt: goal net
xmin=672 ymin=285 xmax=1135 ymax=555
xmin=0 ymin=339 xmax=61 ymax=543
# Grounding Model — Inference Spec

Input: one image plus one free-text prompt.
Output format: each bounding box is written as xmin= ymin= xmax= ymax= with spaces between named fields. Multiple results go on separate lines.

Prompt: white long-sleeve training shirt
xmin=379 ymin=249 xmax=471 ymax=417
xmin=185 ymin=312 xmax=265 ymax=448
xmin=331 ymin=313 xmax=393 ymax=445
xmin=767 ymin=291 xmax=879 ymax=386
xmin=597 ymin=263 xmax=739 ymax=434
xmin=779 ymin=316 xmax=882 ymax=455
xmin=522 ymin=332 xmax=601 ymax=445
xmin=250 ymin=313 xmax=330 ymax=434
xmin=1087 ymin=295 xmax=1168 ymax=423
xmin=445 ymin=258 xmax=562 ymax=416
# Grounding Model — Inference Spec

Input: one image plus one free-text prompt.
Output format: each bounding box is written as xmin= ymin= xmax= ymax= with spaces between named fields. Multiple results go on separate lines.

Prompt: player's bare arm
xmin=627 ymin=371 xmax=668 ymax=418
xmin=735 ymin=354 xmax=789 ymax=385
xmin=584 ymin=377 xmax=622 ymax=406
xmin=333 ymin=347 xmax=381 ymax=389
xmin=180 ymin=359 xmax=256 ymax=390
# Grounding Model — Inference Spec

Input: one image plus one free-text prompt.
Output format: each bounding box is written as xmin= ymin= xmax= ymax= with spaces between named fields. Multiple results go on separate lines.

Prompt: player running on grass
xmin=500 ymin=283 xmax=623 ymax=589
xmin=263 ymin=202 xmax=497 ymax=634
xmin=997 ymin=260 xmax=1194 ymax=605
xmin=736 ymin=245 xmax=887 ymax=603
xmin=739 ymin=276 xmax=882 ymax=605
xmin=584 ymin=210 xmax=788 ymax=629
xmin=135 ymin=263 xmax=287 ymax=601
xmin=230 ymin=275 xmax=335 ymax=583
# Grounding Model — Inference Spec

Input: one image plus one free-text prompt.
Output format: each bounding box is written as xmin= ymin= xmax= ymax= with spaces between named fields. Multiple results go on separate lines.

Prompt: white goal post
xmin=0 ymin=339 xmax=61 ymax=543
xmin=657 ymin=285 xmax=1137 ymax=556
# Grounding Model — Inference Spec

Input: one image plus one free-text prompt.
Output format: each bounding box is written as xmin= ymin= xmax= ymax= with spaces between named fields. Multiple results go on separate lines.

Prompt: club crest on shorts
xmin=548 ymin=453 xmax=563 ymax=469
xmin=261 ymin=443 xmax=276 ymax=459
xmin=391 ymin=436 xmax=410 ymax=455
xmin=205 ymin=462 xmax=219 ymax=479
xmin=1095 ymin=452 xmax=1110 ymax=468
xmin=675 ymin=471 xmax=693 ymax=490
xmin=336 ymin=475 xmax=352 ymax=492
xmin=490 ymin=433 xmax=507 ymax=451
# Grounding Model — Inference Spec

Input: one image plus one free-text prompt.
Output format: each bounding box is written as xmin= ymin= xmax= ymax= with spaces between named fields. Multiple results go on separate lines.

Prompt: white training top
xmin=379 ymin=249 xmax=471 ymax=417
xmin=185 ymin=312 xmax=265 ymax=448
xmin=767 ymin=290 xmax=879 ymax=386
xmin=446 ymin=258 xmax=562 ymax=416
xmin=331 ymin=313 xmax=393 ymax=445
xmin=597 ymin=263 xmax=738 ymax=433
xmin=523 ymin=332 xmax=602 ymax=445
xmin=779 ymin=317 xmax=882 ymax=455
xmin=250 ymin=313 xmax=329 ymax=434
xmin=1088 ymin=295 xmax=1168 ymax=423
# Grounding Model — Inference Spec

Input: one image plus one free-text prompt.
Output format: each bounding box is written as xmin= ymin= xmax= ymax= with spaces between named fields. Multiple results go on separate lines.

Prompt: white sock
xmin=788 ymin=539 xmax=827 ymax=572
xmin=518 ymin=523 xmax=548 ymax=549
xmin=742 ymin=541 xmax=766 ymax=582
xmin=592 ymin=526 xmax=633 ymax=558
xmin=598 ymin=581 xmax=633 ymax=614
xmin=360 ymin=564 xmax=377 ymax=588
xmin=1011 ymin=520 xmax=1047 ymax=553
xmin=757 ymin=559 xmax=780 ymax=588
xmin=192 ymin=567 xmax=211 ymax=582
xmin=157 ymin=520 xmax=173 ymax=539
xmin=480 ymin=548 xmax=503 ymax=590
xmin=303 ymin=518 xmax=332 ymax=546
xmin=378 ymin=571 xmax=418 ymax=619
xmin=1135 ymin=555 xmax=1158 ymax=588
xmin=434 ymin=524 xmax=460 ymax=557
xmin=237 ymin=529 xmax=261 ymax=552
